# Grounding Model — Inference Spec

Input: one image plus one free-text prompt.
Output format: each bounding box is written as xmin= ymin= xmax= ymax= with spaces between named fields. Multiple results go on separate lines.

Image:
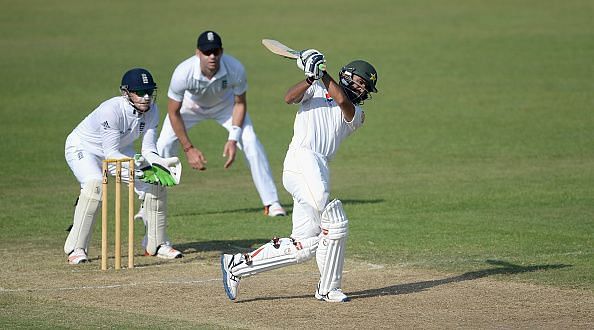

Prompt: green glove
xmin=152 ymin=164 xmax=177 ymax=186
xmin=134 ymin=154 xmax=158 ymax=184
xmin=140 ymin=168 xmax=160 ymax=184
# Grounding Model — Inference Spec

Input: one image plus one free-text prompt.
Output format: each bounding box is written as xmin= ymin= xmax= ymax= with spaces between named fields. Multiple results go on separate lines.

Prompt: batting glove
xmin=304 ymin=52 xmax=326 ymax=80
xmin=297 ymin=49 xmax=321 ymax=71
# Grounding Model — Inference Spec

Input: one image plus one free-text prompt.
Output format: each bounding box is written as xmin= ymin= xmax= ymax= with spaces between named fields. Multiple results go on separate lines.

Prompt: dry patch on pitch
xmin=1 ymin=248 xmax=593 ymax=328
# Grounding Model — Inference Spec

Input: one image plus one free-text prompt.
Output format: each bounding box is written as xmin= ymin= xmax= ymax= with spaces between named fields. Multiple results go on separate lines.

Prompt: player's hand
xmin=151 ymin=164 xmax=177 ymax=186
xmin=297 ymin=49 xmax=321 ymax=71
xmin=134 ymin=154 xmax=157 ymax=182
xmin=185 ymin=147 xmax=207 ymax=171
xmin=222 ymin=140 xmax=237 ymax=169
xmin=304 ymin=52 xmax=326 ymax=80
xmin=147 ymin=156 xmax=182 ymax=186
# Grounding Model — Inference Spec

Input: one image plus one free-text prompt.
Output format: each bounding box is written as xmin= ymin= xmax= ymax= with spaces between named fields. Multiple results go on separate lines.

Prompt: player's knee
xmin=294 ymin=236 xmax=319 ymax=263
xmin=81 ymin=179 xmax=102 ymax=200
xmin=314 ymin=191 xmax=329 ymax=213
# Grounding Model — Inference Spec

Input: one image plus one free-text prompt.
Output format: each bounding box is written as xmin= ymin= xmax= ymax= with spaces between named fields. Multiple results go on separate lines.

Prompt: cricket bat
xmin=261 ymin=39 xmax=300 ymax=59
xmin=261 ymin=39 xmax=327 ymax=71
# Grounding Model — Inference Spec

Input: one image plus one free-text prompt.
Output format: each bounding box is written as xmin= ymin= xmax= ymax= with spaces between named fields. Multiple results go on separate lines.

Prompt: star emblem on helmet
xmin=369 ymin=73 xmax=377 ymax=82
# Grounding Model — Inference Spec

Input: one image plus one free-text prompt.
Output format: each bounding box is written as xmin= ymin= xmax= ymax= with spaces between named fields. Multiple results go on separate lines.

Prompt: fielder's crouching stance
xmin=221 ymin=50 xmax=379 ymax=302
xmin=64 ymin=68 xmax=183 ymax=265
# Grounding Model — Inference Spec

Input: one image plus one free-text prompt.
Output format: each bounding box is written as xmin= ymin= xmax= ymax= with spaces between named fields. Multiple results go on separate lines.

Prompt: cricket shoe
xmin=67 ymin=248 xmax=88 ymax=265
xmin=221 ymin=254 xmax=241 ymax=301
xmin=264 ymin=201 xmax=286 ymax=217
xmin=315 ymin=287 xmax=350 ymax=303
xmin=144 ymin=244 xmax=183 ymax=259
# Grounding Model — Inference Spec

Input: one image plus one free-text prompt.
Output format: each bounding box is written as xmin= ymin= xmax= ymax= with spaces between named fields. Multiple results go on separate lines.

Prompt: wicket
xmin=101 ymin=159 xmax=135 ymax=270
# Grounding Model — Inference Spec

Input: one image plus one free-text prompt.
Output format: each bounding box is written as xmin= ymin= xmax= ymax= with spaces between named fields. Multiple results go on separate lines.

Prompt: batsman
xmin=221 ymin=50 xmax=379 ymax=302
xmin=64 ymin=68 xmax=183 ymax=264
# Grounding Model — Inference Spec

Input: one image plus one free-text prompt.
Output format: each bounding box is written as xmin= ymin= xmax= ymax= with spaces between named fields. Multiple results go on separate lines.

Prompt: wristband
xmin=228 ymin=125 xmax=243 ymax=141
xmin=305 ymin=77 xmax=315 ymax=85
xmin=183 ymin=145 xmax=194 ymax=152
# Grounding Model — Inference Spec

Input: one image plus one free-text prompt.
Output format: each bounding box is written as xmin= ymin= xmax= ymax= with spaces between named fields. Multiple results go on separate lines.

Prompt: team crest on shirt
xmin=325 ymin=92 xmax=333 ymax=104
xmin=222 ymin=79 xmax=228 ymax=89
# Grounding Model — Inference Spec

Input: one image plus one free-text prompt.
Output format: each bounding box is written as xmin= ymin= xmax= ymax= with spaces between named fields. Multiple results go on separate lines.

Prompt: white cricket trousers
xmin=156 ymin=99 xmax=279 ymax=206
xmin=282 ymin=147 xmax=330 ymax=240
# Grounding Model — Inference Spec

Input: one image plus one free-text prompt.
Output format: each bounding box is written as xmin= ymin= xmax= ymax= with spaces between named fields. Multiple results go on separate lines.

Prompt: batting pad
xmin=64 ymin=179 xmax=102 ymax=254
xmin=316 ymin=199 xmax=349 ymax=295
xmin=144 ymin=185 xmax=168 ymax=255
xmin=232 ymin=237 xmax=318 ymax=277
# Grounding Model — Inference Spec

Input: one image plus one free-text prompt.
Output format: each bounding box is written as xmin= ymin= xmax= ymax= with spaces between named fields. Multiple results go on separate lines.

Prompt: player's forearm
xmin=322 ymin=74 xmax=355 ymax=121
xmin=232 ymin=94 xmax=247 ymax=127
xmin=284 ymin=79 xmax=310 ymax=104
xmin=167 ymin=99 xmax=194 ymax=151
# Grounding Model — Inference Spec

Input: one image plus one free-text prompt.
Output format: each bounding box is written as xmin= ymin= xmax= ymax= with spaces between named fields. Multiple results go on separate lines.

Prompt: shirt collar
xmin=193 ymin=56 xmax=227 ymax=81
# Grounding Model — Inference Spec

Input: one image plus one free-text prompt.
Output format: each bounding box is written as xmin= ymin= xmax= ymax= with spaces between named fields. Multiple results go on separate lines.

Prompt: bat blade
xmin=262 ymin=39 xmax=300 ymax=59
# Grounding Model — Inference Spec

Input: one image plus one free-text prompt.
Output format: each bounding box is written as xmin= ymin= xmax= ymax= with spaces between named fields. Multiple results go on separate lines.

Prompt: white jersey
xmin=71 ymin=96 xmax=160 ymax=159
xmin=289 ymin=81 xmax=365 ymax=160
xmin=167 ymin=54 xmax=247 ymax=113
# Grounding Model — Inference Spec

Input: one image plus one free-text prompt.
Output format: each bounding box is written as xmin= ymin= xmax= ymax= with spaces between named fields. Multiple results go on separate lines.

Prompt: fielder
xmin=221 ymin=51 xmax=379 ymax=302
xmin=64 ymin=68 xmax=183 ymax=264
xmin=156 ymin=30 xmax=286 ymax=216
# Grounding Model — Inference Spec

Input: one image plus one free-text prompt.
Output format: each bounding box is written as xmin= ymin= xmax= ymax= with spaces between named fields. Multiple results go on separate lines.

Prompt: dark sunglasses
xmin=131 ymin=89 xmax=154 ymax=97
xmin=202 ymin=48 xmax=222 ymax=56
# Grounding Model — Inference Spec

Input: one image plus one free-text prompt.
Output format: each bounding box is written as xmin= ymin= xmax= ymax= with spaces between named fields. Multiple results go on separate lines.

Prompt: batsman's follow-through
xmin=101 ymin=159 xmax=135 ymax=270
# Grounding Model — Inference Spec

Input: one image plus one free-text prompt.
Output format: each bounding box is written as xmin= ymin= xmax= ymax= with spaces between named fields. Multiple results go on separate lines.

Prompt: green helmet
xmin=339 ymin=60 xmax=378 ymax=104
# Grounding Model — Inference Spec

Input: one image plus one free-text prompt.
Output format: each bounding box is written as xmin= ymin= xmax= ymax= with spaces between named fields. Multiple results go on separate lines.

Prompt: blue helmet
xmin=120 ymin=68 xmax=157 ymax=92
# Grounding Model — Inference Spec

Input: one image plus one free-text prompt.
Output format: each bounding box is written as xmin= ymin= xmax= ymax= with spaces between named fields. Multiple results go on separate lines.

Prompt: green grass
xmin=0 ymin=0 xmax=593 ymax=326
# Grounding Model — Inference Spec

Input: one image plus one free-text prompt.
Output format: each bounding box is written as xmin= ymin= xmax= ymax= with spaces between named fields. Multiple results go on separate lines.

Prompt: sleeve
xmin=98 ymin=107 xmax=128 ymax=159
xmin=167 ymin=64 xmax=188 ymax=102
xmin=344 ymin=106 xmax=365 ymax=130
xmin=231 ymin=61 xmax=248 ymax=96
xmin=299 ymin=81 xmax=317 ymax=104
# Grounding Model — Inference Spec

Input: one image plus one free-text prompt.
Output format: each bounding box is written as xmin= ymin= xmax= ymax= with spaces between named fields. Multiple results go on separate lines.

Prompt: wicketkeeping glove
xmin=304 ymin=52 xmax=326 ymax=80
xmin=134 ymin=154 xmax=158 ymax=183
xmin=149 ymin=156 xmax=182 ymax=186
xmin=135 ymin=154 xmax=182 ymax=186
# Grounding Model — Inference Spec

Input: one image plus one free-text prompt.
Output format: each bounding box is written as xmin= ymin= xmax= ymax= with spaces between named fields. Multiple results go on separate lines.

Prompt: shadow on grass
xmin=176 ymin=239 xmax=271 ymax=254
xmin=172 ymin=198 xmax=385 ymax=217
xmin=235 ymin=260 xmax=571 ymax=303
xmin=348 ymin=260 xmax=571 ymax=300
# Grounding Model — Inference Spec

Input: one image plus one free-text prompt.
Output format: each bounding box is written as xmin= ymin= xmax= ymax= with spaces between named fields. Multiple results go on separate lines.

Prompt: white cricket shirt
xmin=71 ymin=96 xmax=160 ymax=159
xmin=167 ymin=54 xmax=247 ymax=112
xmin=289 ymin=81 xmax=365 ymax=160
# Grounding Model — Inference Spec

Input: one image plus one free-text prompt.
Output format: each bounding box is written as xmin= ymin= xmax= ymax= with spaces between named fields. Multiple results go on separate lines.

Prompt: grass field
xmin=1 ymin=0 xmax=593 ymax=328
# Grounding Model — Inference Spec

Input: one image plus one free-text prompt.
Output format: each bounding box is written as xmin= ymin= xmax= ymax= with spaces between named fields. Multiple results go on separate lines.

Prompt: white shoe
xmin=315 ymin=288 xmax=349 ymax=302
xmin=67 ymin=248 xmax=88 ymax=265
xmin=264 ymin=202 xmax=286 ymax=217
xmin=221 ymin=254 xmax=240 ymax=301
xmin=146 ymin=244 xmax=182 ymax=259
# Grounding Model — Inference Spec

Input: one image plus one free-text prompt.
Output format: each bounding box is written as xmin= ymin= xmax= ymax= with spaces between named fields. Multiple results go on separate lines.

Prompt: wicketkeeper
xmin=221 ymin=51 xmax=379 ymax=302
xmin=64 ymin=68 xmax=183 ymax=264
